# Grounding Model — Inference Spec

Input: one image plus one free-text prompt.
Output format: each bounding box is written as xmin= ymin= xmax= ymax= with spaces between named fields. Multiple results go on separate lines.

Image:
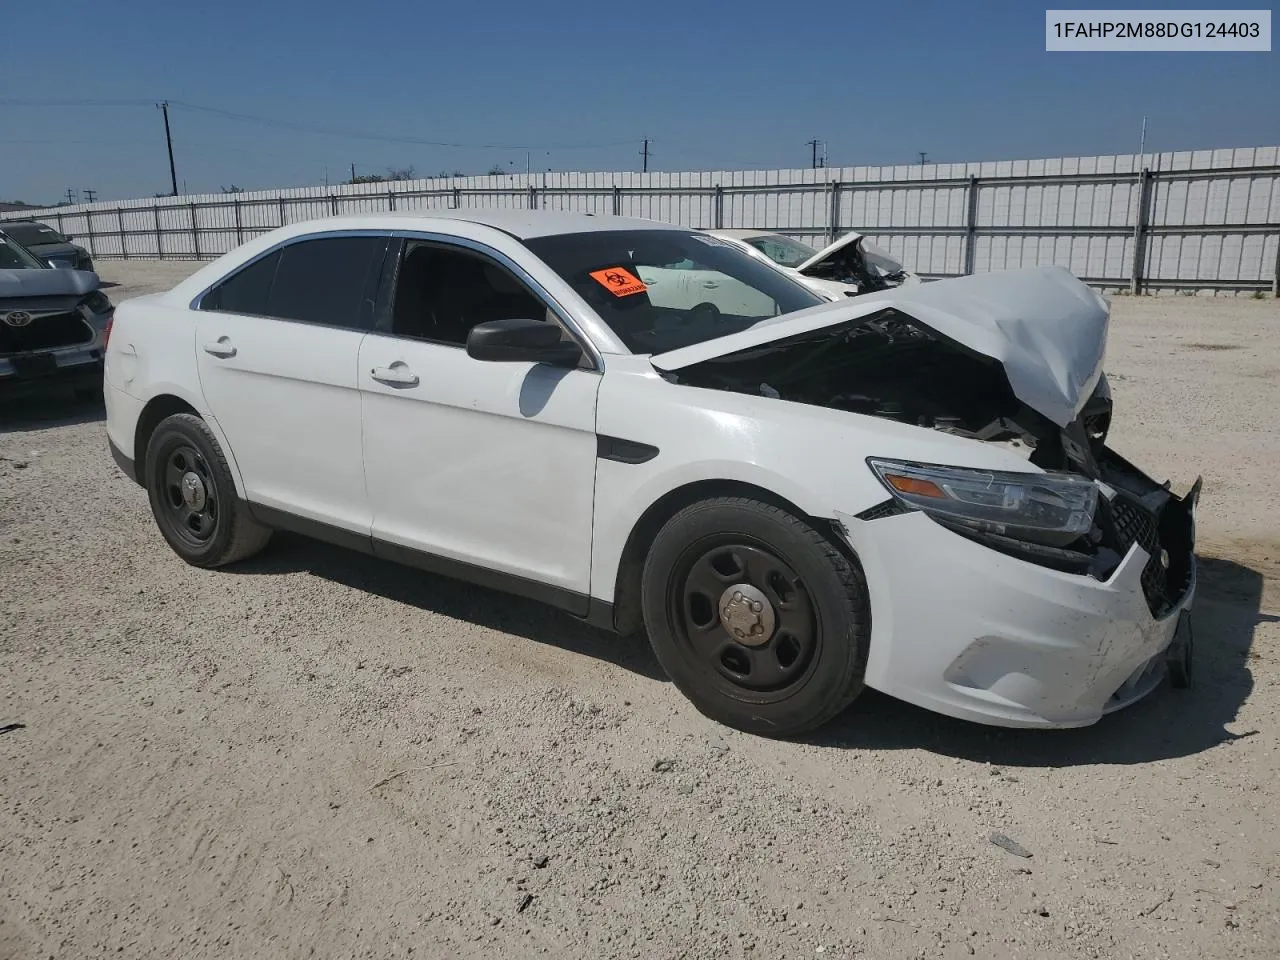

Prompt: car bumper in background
xmin=839 ymin=472 xmax=1198 ymax=728
xmin=0 ymin=347 xmax=104 ymax=397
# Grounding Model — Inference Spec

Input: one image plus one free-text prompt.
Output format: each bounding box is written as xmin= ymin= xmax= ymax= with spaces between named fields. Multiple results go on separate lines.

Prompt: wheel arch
xmin=608 ymin=478 xmax=847 ymax=635
xmin=132 ymin=391 xmax=245 ymax=497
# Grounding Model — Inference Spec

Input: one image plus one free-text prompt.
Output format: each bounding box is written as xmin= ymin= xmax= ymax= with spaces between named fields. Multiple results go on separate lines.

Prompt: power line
xmin=0 ymin=97 xmax=642 ymax=152
xmin=166 ymin=101 xmax=639 ymax=151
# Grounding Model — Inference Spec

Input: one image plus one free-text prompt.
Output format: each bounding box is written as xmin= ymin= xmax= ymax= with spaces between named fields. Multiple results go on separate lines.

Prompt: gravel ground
xmin=2 ymin=262 xmax=1277 ymax=960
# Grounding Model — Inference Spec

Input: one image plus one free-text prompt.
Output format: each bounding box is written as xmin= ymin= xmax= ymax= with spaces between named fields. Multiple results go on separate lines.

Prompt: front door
xmin=194 ymin=234 xmax=386 ymax=533
xmin=358 ymin=239 xmax=600 ymax=599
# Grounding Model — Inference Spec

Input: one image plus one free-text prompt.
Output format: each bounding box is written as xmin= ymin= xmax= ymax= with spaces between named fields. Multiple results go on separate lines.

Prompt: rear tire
xmin=640 ymin=497 xmax=870 ymax=737
xmin=144 ymin=413 xmax=271 ymax=568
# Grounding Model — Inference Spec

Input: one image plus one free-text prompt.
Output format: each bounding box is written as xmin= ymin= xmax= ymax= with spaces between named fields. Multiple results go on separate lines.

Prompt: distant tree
xmin=348 ymin=173 xmax=385 ymax=184
xmin=435 ymin=169 xmax=467 ymax=179
xmin=386 ymin=166 xmax=416 ymax=181
xmin=221 ymin=185 xmax=245 ymax=194
xmin=486 ymin=163 xmax=508 ymax=176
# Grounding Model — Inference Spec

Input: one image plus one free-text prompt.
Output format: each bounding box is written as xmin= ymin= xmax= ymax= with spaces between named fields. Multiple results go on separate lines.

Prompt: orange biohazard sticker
xmin=589 ymin=266 xmax=647 ymax=297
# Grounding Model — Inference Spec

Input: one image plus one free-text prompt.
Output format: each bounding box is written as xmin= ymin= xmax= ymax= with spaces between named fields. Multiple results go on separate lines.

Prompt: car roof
xmin=709 ymin=228 xmax=774 ymax=240
xmin=297 ymin=209 xmax=688 ymax=240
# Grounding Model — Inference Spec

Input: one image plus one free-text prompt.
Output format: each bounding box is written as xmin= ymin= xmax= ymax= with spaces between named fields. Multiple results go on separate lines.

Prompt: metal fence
xmin=5 ymin=146 xmax=1279 ymax=294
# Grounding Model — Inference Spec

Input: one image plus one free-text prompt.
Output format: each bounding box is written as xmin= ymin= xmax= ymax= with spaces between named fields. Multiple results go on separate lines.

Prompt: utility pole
xmin=351 ymin=162 xmax=356 ymax=183
xmin=83 ymin=189 xmax=97 ymax=203
xmin=640 ymin=138 xmax=650 ymax=173
xmin=807 ymin=139 xmax=820 ymax=169
xmin=158 ymin=101 xmax=178 ymax=196
xmin=918 ymin=152 xmax=928 ymax=165
xmin=64 ymin=188 xmax=78 ymax=205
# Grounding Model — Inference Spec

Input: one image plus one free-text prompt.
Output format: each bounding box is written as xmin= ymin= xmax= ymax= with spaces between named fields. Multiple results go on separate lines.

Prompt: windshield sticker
xmin=589 ymin=267 xmax=648 ymax=297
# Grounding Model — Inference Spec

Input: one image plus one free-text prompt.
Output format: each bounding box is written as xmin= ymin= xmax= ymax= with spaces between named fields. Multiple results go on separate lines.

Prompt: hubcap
xmin=674 ymin=542 xmax=817 ymax=694
xmin=161 ymin=444 xmax=218 ymax=544
xmin=181 ymin=471 xmax=207 ymax=511
xmin=718 ymin=583 xmax=775 ymax=646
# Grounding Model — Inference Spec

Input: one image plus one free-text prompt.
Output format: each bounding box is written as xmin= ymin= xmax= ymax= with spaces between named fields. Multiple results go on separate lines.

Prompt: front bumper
xmin=0 ymin=346 xmax=104 ymax=396
xmin=839 ymin=468 xmax=1198 ymax=728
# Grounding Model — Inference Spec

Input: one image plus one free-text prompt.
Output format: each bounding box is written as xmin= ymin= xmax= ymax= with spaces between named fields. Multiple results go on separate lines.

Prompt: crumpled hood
xmin=794 ymin=232 xmax=864 ymax=274
xmin=651 ymin=265 xmax=1109 ymax=428
xmin=0 ymin=267 xmax=100 ymax=299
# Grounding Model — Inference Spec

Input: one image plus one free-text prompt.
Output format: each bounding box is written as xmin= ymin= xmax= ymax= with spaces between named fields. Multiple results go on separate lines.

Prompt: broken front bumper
xmin=840 ymin=467 xmax=1199 ymax=728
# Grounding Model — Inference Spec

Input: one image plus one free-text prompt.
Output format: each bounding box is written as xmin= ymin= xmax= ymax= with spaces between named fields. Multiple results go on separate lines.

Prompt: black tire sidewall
xmin=641 ymin=500 xmax=869 ymax=736
xmin=145 ymin=415 xmax=238 ymax=566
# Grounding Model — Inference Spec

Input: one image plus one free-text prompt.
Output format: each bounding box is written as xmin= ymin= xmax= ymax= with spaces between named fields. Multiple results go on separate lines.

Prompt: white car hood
xmin=650 ymin=265 xmax=1108 ymax=428
xmin=794 ymin=232 xmax=864 ymax=274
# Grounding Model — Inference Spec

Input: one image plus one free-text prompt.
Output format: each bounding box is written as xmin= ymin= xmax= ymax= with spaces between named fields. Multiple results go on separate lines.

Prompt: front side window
xmin=524 ymin=230 xmax=824 ymax=354
xmin=744 ymin=234 xmax=818 ymax=269
xmin=201 ymin=235 xmax=384 ymax=329
xmin=388 ymin=240 xmax=554 ymax=346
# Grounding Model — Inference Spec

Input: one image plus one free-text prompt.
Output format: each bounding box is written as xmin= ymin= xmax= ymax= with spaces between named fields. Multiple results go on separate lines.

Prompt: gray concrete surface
xmin=2 ymin=262 xmax=1277 ymax=959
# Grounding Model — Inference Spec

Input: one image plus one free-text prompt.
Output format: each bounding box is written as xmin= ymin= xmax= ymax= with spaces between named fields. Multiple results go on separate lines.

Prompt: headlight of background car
xmin=867 ymin=458 xmax=1098 ymax=547
xmin=79 ymin=291 xmax=112 ymax=314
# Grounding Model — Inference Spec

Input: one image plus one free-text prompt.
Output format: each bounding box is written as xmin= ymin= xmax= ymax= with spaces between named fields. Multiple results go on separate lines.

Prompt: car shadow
xmin=0 ymin=393 xmax=104 ymax=433
xmin=810 ymin=555 xmax=1265 ymax=765
xmin=224 ymin=532 xmax=668 ymax=683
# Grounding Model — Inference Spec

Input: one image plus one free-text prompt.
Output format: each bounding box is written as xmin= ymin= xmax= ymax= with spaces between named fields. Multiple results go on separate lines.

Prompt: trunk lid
xmin=650 ymin=265 xmax=1109 ymax=428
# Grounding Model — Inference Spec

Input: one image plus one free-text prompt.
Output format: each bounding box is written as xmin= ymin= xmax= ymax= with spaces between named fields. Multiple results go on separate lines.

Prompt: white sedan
xmin=103 ymin=210 xmax=1198 ymax=736
xmin=706 ymin=229 xmax=921 ymax=300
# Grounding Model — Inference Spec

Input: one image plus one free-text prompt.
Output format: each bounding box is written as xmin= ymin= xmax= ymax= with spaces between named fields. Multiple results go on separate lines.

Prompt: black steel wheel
xmin=641 ymin=497 xmax=871 ymax=737
xmin=159 ymin=444 xmax=219 ymax=546
xmin=144 ymin=413 xmax=271 ymax=568
xmin=674 ymin=543 xmax=818 ymax=695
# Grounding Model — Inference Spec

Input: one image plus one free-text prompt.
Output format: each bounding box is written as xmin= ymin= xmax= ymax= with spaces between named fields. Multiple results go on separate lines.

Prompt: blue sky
xmin=2 ymin=0 xmax=1276 ymax=203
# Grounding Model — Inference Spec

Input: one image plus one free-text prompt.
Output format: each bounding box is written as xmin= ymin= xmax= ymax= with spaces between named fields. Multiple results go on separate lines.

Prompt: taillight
xmin=103 ymin=316 xmax=113 ymax=348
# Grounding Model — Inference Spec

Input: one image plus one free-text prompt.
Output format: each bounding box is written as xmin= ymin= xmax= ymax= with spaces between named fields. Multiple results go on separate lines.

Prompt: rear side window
xmin=202 ymin=236 xmax=385 ymax=329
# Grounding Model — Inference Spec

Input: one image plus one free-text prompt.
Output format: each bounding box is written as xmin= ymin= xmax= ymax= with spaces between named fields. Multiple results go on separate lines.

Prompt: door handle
xmin=370 ymin=362 xmax=419 ymax=387
xmin=203 ymin=337 xmax=237 ymax=358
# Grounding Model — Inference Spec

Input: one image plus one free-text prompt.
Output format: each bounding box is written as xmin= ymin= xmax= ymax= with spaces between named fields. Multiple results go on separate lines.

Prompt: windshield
xmin=2 ymin=222 xmax=65 ymax=247
xmin=525 ymin=229 xmax=825 ymax=353
xmin=0 ymin=235 xmax=48 ymax=270
xmin=742 ymin=233 xmax=819 ymax=268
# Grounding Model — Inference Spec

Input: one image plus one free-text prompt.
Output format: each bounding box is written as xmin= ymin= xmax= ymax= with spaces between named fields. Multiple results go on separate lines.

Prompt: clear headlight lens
xmin=868 ymin=458 xmax=1098 ymax=547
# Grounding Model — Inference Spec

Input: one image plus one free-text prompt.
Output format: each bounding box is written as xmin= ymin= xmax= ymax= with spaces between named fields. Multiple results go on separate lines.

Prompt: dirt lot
xmin=2 ymin=262 xmax=1277 ymax=960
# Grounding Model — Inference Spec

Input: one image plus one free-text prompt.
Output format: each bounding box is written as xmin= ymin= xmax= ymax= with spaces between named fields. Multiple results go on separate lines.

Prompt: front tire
xmin=144 ymin=413 xmax=271 ymax=568
xmin=640 ymin=497 xmax=871 ymax=737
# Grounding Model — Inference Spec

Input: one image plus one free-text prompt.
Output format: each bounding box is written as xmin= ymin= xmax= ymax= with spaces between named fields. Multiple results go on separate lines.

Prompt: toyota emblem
xmin=2 ymin=311 xmax=32 ymax=328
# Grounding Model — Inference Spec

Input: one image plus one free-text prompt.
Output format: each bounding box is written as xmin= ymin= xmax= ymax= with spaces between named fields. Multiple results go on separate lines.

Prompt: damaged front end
xmin=659 ymin=302 xmax=1198 ymax=618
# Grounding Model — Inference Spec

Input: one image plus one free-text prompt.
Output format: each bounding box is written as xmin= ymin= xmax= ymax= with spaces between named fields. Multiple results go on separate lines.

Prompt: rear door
xmin=194 ymin=234 xmax=387 ymax=533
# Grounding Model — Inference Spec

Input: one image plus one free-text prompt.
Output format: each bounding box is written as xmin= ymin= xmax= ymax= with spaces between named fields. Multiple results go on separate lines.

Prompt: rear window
xmin=3 ymin=223 xmax=65 ymax=246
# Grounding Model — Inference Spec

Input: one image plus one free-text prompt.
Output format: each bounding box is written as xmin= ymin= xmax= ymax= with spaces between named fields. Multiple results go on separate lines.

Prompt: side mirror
xmin=466 ymin=318 xmax=583 ymax=366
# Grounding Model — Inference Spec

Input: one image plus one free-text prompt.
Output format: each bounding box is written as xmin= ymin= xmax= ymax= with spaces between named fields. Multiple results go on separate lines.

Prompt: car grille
xmin=1109 ymin=496 xmax=1189 ymax=617
xmin=0 ymin=311 xmax=94 ymax=355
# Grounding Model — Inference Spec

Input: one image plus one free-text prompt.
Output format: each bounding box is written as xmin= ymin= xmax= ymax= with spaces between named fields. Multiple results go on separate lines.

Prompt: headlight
xmin=868 ymin=458 xmax=1098 ymax=547
xmin=80 ymin=291 xmax=112 ymax=314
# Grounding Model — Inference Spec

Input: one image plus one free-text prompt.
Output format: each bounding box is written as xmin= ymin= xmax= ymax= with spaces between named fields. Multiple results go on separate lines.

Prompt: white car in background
xmin=104 ymin=210 xmax=1197 ymax=737
xmin=707 ymin=229 xmax=920 ymax=300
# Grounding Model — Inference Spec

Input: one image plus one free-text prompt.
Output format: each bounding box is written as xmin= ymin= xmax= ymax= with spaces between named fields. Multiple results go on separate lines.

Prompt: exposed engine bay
xmin=799 ymin=239 xmax=910 ymax=294
xmin=666 ymin=308 xmax=1110 ymax=473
